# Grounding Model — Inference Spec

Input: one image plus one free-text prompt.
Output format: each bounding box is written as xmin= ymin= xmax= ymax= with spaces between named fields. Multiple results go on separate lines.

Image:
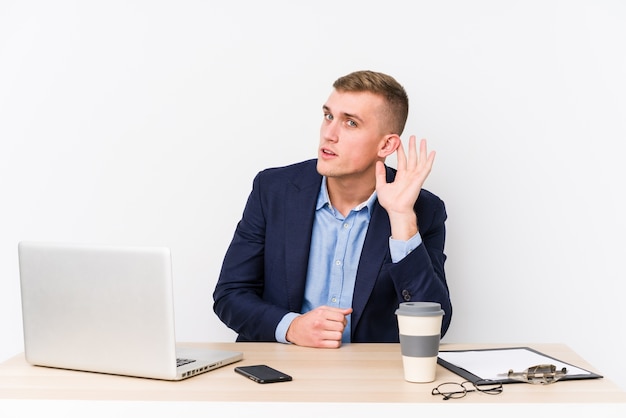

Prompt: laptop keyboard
xmin=177 ymin=358 xmax=196 ymax=367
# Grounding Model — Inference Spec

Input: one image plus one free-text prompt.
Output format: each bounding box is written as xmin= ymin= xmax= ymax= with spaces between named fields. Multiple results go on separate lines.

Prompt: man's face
xmin=317 ymin=89 xmax=389 ymax=181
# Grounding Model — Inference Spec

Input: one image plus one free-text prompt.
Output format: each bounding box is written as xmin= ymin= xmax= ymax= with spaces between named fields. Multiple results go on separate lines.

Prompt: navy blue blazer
xmin=213 ymin=159 xmax=452 ymax=342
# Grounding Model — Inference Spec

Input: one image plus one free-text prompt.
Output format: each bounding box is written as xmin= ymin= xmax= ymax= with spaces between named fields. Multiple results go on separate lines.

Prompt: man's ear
xmin=378 ymin=134 xmax=401 ymax=158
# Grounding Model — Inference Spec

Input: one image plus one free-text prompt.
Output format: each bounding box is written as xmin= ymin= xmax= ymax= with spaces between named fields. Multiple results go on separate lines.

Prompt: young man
xmin=213 ymin=70 xmax=452 ymax=348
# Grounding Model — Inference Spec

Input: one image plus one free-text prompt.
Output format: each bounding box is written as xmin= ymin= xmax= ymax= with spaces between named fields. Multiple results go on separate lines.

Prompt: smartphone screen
xmin=234 ymin=365 xmax=292 ymax=384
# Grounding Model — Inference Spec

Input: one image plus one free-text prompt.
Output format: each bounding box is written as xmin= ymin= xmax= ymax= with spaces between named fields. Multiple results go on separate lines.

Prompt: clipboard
xmin=437 ymin=347 xmax=603 ymax=384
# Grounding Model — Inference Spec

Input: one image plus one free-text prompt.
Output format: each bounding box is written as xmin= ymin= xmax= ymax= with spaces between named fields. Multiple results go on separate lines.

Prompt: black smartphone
xmin=234 ymin=364 xmax=292 ymax=384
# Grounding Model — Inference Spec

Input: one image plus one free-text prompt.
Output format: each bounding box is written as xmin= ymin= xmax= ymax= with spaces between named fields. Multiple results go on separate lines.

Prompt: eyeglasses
xmin=432 ymin=379 xmax=503 ymax=400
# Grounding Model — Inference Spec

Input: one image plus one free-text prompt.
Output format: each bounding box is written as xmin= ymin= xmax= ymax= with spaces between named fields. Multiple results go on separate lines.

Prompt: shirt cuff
xmin=275 ymin=312 xmax=300 ymax=343
xmin=389 ymin=232 xmax=423 ymax=263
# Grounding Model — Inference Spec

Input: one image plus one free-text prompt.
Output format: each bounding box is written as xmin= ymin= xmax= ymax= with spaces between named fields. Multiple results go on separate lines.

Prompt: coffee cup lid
xmin=395 ymin=302 xmax=444 ymax=317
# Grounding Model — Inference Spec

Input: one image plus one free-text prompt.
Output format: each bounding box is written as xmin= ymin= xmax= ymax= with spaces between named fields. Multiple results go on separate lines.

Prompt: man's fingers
xmin=375 ymin=160 xmax=387 ymax=188
xmin=407 ymin=135 xmax=417 ymax=167
xmin=399 ymin=137 xmax=434 ymax=171
xmin=322 ymin=307 xmax=352 ymax=322
xmin=419 ymin=138 xmax=436 ymax=167
xmin=396 ymin=137 xmax=407 ymax=171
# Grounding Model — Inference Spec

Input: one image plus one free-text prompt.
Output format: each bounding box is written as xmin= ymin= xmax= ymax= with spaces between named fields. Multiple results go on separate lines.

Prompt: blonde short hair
xmin=333 ymin=70 xmax=409 ymax=135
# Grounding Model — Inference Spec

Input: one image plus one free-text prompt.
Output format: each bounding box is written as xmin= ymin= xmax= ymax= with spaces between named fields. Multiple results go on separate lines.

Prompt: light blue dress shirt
xmin=275 ymin=177 xmax=422 ymax=343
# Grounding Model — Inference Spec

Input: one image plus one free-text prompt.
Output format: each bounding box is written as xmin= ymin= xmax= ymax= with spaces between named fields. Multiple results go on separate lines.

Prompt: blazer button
xmin=402 ymin=289 xmax=411 ymax=301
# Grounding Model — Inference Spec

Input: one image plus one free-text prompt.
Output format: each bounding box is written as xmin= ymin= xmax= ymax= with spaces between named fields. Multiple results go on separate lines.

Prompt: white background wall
xmin=2 ymin=0 xmax=625 ymax=391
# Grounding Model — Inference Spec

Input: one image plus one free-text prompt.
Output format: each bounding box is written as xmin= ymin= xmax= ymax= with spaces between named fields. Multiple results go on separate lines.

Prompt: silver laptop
xmin=17 ymin=241 xmax=243 ymax=380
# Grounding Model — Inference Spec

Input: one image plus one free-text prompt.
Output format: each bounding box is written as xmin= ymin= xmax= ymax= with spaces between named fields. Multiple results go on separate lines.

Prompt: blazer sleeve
xmin=389 ymin=189 xmax=452 ymax=336
xmin=212 ymin=171 xmax=292 ymax=342
xmin=350 ymin=187 xmax=452 ymax=342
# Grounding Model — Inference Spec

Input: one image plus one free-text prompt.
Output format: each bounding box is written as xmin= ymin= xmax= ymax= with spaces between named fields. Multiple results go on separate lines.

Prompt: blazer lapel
xmin=350 ymin=202 xmax=391 ymax=331
xmin=283 ymin=163 xmax=322 ymax=311
xmin=350 ymin=166 xmax=395 ymax=332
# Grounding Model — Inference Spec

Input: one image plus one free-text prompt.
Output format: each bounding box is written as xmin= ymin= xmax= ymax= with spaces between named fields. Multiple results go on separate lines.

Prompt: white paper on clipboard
xmin=438 ymin=347 xmax=598 ymax=382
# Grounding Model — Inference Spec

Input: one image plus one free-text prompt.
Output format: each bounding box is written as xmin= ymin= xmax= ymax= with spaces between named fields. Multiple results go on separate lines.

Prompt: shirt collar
xmin=316 ymin=177 xmax=377 ymax=217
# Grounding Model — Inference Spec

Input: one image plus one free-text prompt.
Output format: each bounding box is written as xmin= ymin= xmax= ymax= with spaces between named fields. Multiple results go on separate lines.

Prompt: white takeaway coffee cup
xmin=395 ymin=302 xmax=444 ymax=383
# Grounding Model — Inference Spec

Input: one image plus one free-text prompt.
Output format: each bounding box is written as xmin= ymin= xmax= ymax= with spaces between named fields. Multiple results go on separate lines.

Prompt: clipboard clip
xmin=507 ymin=364 xmax=567 ymax=384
